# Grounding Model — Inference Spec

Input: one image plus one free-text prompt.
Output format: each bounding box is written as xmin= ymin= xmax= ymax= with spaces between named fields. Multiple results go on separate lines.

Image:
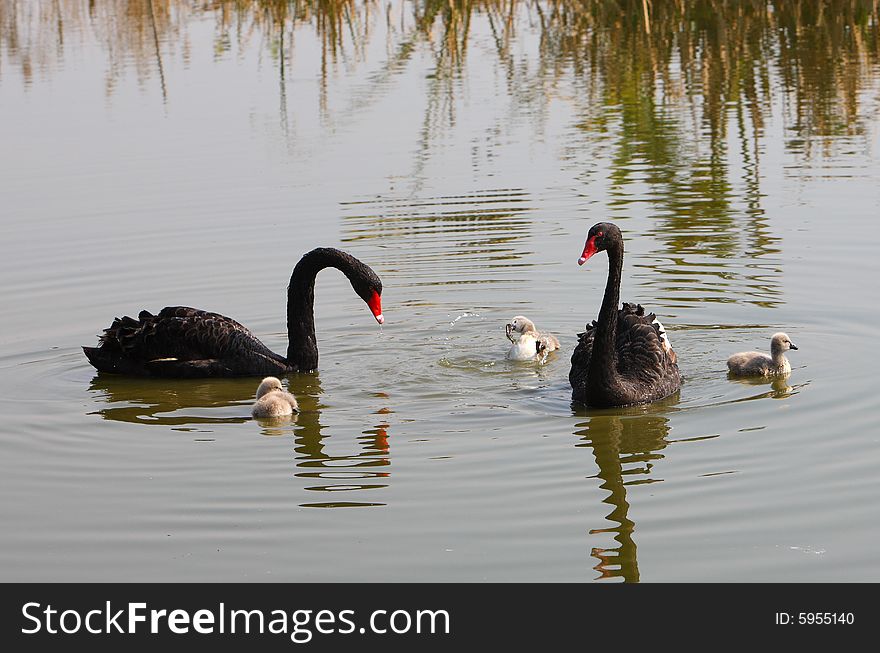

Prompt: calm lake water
xmin=1 ymin=0 xmax=879 ymax=582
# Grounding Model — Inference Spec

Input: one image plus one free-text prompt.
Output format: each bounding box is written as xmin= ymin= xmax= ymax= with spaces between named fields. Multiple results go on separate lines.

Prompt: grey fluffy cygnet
xmin=252 ymin=377 xmax=299 ymax=418
xmin=727 ymin=332 xmax=798 ymax=377
xmin=505 ymin=315 xmax=560 ymax=362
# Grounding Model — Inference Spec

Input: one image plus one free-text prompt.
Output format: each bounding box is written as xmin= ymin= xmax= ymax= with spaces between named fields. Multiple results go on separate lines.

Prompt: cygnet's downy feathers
xmin=505 ymin=315 xmax=560 ymax=362
xmin=727 ymin=332 xmax=798 ymax=377
xmin=252 ymin=376 xmax=299 ymax=418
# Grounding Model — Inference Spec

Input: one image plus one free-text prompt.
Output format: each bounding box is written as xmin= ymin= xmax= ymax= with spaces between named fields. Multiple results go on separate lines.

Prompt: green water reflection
xmin=6 ymin=1 xmax=877 ymax=147
xmin=5 ymin=2 xmax=877 ymax=308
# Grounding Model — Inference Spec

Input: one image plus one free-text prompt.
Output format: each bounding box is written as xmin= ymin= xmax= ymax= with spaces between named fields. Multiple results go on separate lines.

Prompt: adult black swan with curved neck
xmin=569 ymin=223 xmax=681 ymax=407
xmin=83 ymin=248 xmax=383 ymax=378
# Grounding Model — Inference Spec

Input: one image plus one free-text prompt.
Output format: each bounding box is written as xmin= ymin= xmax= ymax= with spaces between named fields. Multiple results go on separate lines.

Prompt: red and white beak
xmin=578 ymin=236 xmax=598 ymax=265
xmin=367 ymin=290 xmax=384 ymax=324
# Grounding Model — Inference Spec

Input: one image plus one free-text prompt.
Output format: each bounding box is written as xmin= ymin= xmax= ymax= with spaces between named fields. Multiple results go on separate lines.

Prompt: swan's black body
xmin=83 ymin=248 xmax=383 ymax=378
xmin=569 ymin=223 xmax=681 ymax=407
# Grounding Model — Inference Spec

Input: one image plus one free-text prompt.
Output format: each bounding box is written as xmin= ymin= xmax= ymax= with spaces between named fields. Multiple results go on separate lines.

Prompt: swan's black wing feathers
xmin=570 ymin=302 xmax=680 ymax=405
xmin=615 ymin=304 xmax=667 ymax=381
xmin=84 ymin=306 xmax=290 ymax=377
xmin=568 ymin=320 xmax=597 ymax=398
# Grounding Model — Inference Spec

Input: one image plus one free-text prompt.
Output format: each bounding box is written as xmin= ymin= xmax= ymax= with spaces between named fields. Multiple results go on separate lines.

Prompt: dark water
xmin=1 ymin=0 xmax=879 ymax=582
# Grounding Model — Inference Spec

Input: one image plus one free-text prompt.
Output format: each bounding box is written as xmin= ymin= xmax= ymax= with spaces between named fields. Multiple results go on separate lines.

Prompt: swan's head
xmin=505 ymin=315 xmax=536 ymax=341
xmin=578 ymin=222 xmax=621 ymax=265
xmin=256 ymin=376 xmax=284 ymax=399
xmin=770 ymin=332 xmax=797 ymax=353
xmin=351 ymin=266 xmax=384 ymax=325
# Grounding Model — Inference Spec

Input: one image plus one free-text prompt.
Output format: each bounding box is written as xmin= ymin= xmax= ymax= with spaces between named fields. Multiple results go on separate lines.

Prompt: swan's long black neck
xmin=589 ymin=236 xmax=624 ymax=388
xmin=286 ymin=248 xmax=366 ymax=371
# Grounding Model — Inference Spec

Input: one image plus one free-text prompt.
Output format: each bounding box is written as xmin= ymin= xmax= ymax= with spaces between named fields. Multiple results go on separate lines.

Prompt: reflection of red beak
xmin=368 ymin=290 xmax=384 ymax=324
xmin=578 ymin=236 xmax=598 ymax=265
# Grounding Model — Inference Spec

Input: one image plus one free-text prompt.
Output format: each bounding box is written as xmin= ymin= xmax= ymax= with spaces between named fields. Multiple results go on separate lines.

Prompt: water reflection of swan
xmin=89 ymin=373 xmax=393 ymax=507
xmin=573 ymin=407 xmax=672 ymax=582
xmin=87 ymin=375 xmax=256 ymax=426
xmin=294 ymin=422 xmax=392 ymax=507
xmin=726 ymin=375 xmax=794 ymax=400
xmin=292 ymin=387 xmax=393 ymax=509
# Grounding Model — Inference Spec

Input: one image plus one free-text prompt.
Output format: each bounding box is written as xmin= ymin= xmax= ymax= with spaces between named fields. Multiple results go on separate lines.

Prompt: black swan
xmin=505 ymin=316 xmax=560 ymax=362
xmin=569 ymin=223 xmax=681 ymax=407
xmin=83 ymin=247 xmax=383 ymax=377
xmin=252 ymin=377 xmax=299 ymax=418
xmin=727 ymin=332 xmax=797 ymax=377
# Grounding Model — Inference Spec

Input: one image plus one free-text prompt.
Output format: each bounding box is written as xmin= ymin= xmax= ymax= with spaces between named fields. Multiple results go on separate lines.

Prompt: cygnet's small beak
xmin=789 ymin=343 xmax=798 ymax=350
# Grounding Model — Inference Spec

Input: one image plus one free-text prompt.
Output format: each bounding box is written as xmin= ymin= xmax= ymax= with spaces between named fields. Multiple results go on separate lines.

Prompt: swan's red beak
xmin=368 ymin=290 xmax=384 ymax=325
xmin=578 ymin=236 xmax=598 ymax=266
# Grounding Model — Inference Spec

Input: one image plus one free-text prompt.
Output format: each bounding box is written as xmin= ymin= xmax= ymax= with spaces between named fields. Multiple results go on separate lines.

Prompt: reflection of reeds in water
xmin=340 ymin=189 xmax=537 ymax=286
xmin=5 ymin=1 xmax=877 ymax=146
xmin=0 ymin=0 xmax=189 ymax=94
xmin=4 ymin=1 xmax=879 ymax=304
xmin=574 ymin=409 xmax=672 ymax=582
xmin=0 ymin=0 xmax=377 ymax=94
xmin=533 ymin=1 xmax=787 ymax=306
xmin=398 ymin=0 xmax=875 ymax=305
